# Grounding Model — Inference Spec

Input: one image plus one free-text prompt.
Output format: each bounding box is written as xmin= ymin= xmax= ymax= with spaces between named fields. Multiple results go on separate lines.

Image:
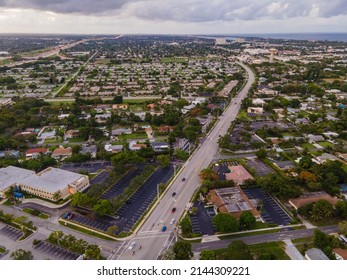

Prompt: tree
xmin=256 ymin=148 xmax=267 ymax=159
xmin=112 ymin=95 xmax=123 ymax=104
xmin=335 ymin=201 xmax=347 ymax=219
xmin=311 ymin=200 xmax=334 ymax=221
xmin=299 ymin=171 xmax=317 ymax=184
xmin=10 ymin=249 xmax=33 ymax=260
xmin=173 ymin=241 xmax=193 ymax=260
xmin=313 ymin=229 xmax=336 ymax=260
xmin=180 ymin=216 xmax=193 ymax=237
xmin=239 ymin=211 xmax=256 ymax=230
xmin=162 ymin=249 xmax=176 ymax=260
xmin=70 ymin=192 xmax=95 ymax=207
xmin=298 ymin=156 xmax=313 ymax=169
xmin=92 ymin=200 xmax=113 ymax=217
xmin=84 ymin=244 xmax=103 ymax=260
xmin=200 ymin=250 xmax=216 ymax=260
xmin=213 ymin=213 xmax=239 ymax=233
xmin=111 ymin=151 xmax=145 ymax=167
xmin=226 ymin=240 xmax=253 ymax=260
xmin=106 ymin=225 xmax=119 ymax=236
xmin=199 ymin=168 xmax=218 ymax=181
xmin=157 ymin=154 xmax=170 ymax=167
xmin=338 ymin=221 xmax=347 ymax=235
xmin=174 ymin=149 xmax=189 ymax=161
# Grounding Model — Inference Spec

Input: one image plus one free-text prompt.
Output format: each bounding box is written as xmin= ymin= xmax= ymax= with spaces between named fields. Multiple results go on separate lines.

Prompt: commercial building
xmin=0 ymin=166 xmax=89 ymax=201
xmin=208 ymin=187 xmax=260 ymax=218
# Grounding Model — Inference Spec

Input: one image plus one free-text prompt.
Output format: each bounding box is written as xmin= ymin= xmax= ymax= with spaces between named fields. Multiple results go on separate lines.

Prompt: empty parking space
xmin=100 ymin=166 xmax=143 ymax=199
xmin=246 ymin=158 xmax=274 ymax=176
xmin=0 ymin=225 xmax=23 ymax=241
xmin=69 ymin=213 xmax=112 ymax=232
xmin=190 ymin=202 xmax=216 ymax=235
xmin=34 ymin=241 xmax=80 ymax=260
xmin=115 ymin=165 xmax=175 ymax=233
xmin=61 ymin=161 xmax=112 ymax=173
xmin=90 ymin=170 xmax=110 ymax=185
xmin=242 ymin=187 xmax=292 ymax=225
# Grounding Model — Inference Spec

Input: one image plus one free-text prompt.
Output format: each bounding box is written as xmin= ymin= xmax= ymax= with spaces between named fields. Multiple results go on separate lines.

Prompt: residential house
xmin=0 ymin=150 xmax=19 ymax=158
xmin=26 ymin=148 xmax=49 ymax=159
xmin=315 ymin=153 xmax=338 ymax=164
xmin=112 ymin=104 xmax=128 ymax=110
xmin=305 ymin=248 xmax=329 ymax=260
xmin=129 ymin=141 xmax=147 ymax=151
xmin=112 ymin=128 xmax=132 ymax=136
xmin=247 ymin=107 xmax=264 ymax=116
xmin=81 ymin=145 xmax=97 ymax=158
xmin=151 ymin=142 xmax=170 ymax=152
xmin=307 ymin=134 xmax=325 ymax=143
xmin=52 ymin=147 xmax=72 ymax=160
xmin=252 ymin=98 xmax=266 ymax=106
xmin=158 ymin=126 xmax=174 ymax=133
xmin=104 ymin=144 xmax=123 ymax=153
xmin=64 ymin=130 xmax=79 ymax=141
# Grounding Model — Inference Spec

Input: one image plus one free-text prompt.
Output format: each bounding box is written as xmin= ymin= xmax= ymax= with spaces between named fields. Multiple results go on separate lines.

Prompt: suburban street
xmin=115 ymin=61 xmax=256 ymax=260
xmin=192 ymin=225 xmax=339 ymax=253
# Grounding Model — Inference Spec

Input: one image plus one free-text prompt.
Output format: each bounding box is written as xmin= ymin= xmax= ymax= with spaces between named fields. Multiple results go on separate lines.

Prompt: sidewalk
xmin=21 ymin=198 xmax=70 ymax=209
xmin=283 ymin=239 xmax=305 ymax=260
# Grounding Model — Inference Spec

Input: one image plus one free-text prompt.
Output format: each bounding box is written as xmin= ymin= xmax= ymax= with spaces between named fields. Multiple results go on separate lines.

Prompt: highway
xmin=115 ymin=61 xmax=255 ymax=260
xmin=192 ymin=225 xmax=339 ymax=253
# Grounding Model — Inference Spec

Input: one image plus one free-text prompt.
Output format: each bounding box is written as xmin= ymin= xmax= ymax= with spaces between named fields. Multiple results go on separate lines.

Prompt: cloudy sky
xmin=0 ymin=0 xmax=346 ymax=34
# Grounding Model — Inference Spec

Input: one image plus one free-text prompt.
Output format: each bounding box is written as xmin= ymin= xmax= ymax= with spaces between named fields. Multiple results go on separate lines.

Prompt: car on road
xmin=172 ymin=192 xmax=176 ymax=197
xmin=161 ymin=226 xmax=167 ymax=232
xmin=171 ymin=207 xmax=176 ymax=213
xmin=128 ymin=241 xmax=136 ymax=250
xmin=182 ymin=178 xmax=186 ymax=182
xmin=170 ymin=218 xmax=175 ymax=225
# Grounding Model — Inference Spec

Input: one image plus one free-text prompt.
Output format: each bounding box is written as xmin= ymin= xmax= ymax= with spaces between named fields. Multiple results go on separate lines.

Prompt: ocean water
xmin=201 ymin=33 xmax=347 ymax=43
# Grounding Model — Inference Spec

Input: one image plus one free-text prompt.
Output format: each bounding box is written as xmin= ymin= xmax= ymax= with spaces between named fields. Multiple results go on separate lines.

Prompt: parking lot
xmin=0 ymin=224 xmax=23 ymax=241
xmin=246 ymin=157 xmax=274 ymax=176
xmin=90 ymin=170 xmax=110 ymax=185
xmin=242 ymin=187 xmax=292 ymax=225
xmin=69 ymin=213 xmax=112 ymax=232
xmin=115 ymin=165 xmax=175 ymax=233
xmin=215 ymin=162 xmax=239 ymax=180
xmin=34 ymin=241 xmax=80 ymax=260
xmin=100 ymin=166 xmax=143 ymax=199
xmin=61 ymin=161 xmax=112 ymax=173
xmin=190 ymin=202 xmax=216 ymax=235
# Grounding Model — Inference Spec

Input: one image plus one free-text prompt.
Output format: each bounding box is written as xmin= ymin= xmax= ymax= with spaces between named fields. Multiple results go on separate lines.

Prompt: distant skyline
xmin=0 ymin=0 xmax=346 ymax=34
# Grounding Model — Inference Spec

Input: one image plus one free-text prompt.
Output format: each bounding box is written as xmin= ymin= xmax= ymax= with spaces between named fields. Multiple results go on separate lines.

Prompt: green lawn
xmin=22 ymin=208 xmax=50 ymax=219
xmin=292 ymin=236 xmax=314 ymax=255
xmin=68 ymin=137 xmax=85 ymax=143
xmin=249 ymin=242 xmax=290 ymax=260
xmin=317 ymin=141 xmax=334 ymax=148
xmin=0 ymin=246 xmax=7 ymax=254
xmin=301 ymin=143 xmax=315 ymax=150
xmin=160 ymin=57 xmax=188 ymax=63
xmin=118 ymin=133 xmax=147 ymax=140
xmin=237 ymin=110 xmax=250 ymax=120
xmin=218 ymin=228 xmax=280 ymax=240
xmin=129 ymin=104 xmax=144 ymax=112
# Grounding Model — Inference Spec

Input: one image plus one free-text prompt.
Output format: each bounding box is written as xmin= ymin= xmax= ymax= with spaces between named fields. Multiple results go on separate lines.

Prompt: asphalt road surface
xmin=192 ymin=225 xmax=339 ymax=253
xmin=116 ymin=61 xmax=255 ymax=260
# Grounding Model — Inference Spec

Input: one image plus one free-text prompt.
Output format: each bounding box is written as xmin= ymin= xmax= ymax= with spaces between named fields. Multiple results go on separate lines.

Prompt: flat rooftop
xmin=0 ymin=166 xmax=85 ymax=193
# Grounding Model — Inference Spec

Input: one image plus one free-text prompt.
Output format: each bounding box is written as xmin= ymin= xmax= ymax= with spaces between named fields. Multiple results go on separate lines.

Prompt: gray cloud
xmin=0 ymin=0 xmax=346 ymax=21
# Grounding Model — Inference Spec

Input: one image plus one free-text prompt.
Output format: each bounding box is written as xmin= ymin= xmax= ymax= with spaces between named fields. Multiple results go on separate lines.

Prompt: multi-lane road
xmin=115 ymin=61 xmax=255 ymax=260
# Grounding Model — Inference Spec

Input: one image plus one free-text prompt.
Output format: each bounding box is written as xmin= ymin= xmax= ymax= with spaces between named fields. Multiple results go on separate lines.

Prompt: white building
xmin=0 ymin=166 xmax=89 ymax=201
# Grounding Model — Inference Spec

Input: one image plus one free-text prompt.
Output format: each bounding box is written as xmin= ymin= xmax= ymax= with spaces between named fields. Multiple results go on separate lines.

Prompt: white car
xmin=170 ymin=218 xmax=176 ymax=225
xmin=128 ymin=241 xmax=136 ymax=250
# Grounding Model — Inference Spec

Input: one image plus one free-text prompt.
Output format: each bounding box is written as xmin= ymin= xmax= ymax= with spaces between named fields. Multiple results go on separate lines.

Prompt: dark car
xmin=162 ymin=226 xmax=167 ymax=232
xmin=182 ymin=178 xmax=186 ymax=182
xmin=171 ymin=207 xmax=176 ymax=213
xmin=172 ymin=192 xmax=176 ymax=197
